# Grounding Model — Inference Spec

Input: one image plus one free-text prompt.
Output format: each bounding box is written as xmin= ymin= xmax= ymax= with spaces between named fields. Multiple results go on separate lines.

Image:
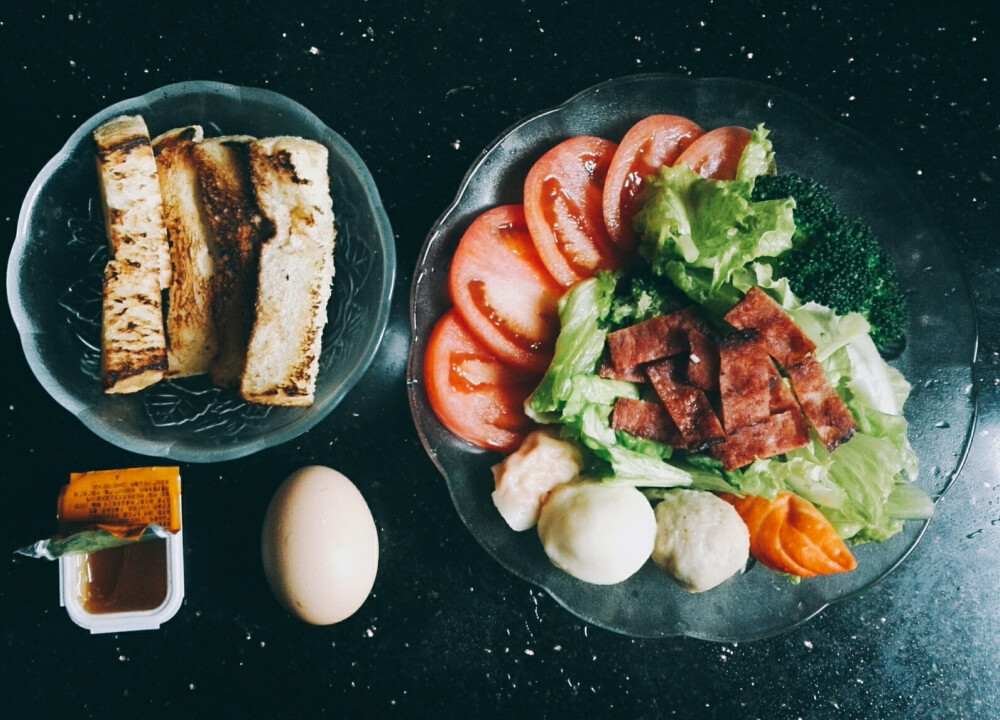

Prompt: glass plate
xmin=407 ymin=74 xmax=977 ymax=640
xmin=9 ymin=81 xmax=396 ymax=463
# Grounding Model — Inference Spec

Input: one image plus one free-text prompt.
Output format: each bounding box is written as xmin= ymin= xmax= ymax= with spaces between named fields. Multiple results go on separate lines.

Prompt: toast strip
xmin=240 ymin=137 xmax=336 ymax=406
xmin=153 ymin=125 xmax=219 ymax=377
xmin=192 ymin=135 xmax=269 ymax=388
xmin=93 ymin=115 xmax=169 ymax=393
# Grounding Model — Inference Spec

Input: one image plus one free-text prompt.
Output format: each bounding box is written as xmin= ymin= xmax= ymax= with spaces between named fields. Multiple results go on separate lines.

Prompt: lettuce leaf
xmin=633 ymin=136 xmax=794 ymax=316
xmin=525 ymin=273 xmax=616 ymax=423
xmin=737 ymin=123 xmax=778 ymax=181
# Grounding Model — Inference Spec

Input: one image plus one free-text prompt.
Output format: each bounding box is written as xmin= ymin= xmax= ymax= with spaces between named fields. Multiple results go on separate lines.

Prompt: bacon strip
xmin=785 ymin=356 xmax=857 ymax=451
xmin=611 ymin=397 xmax=687 ymax=447
xmin=724 ymin=287 xmax=815 ymax=367
xmin=646 ymin=358 xmax=725 ymax=451
xmin=685 ymin=328 xmax=719 ymax=393
xmin=598 ymin=357 xmax=648 ymax=383
xmin=606 ymin=307 xmax=705 ymax=370
xmin=711 ymin=410 xmax=812 ymax=471
xmin=718 ymin=331 xmax=783 ymax=432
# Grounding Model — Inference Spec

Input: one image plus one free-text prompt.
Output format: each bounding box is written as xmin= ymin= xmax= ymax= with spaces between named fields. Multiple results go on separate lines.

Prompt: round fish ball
xmin=651 ymin=489 xmax=749 ymax=593
xmin=537 ymin=482 xmax=656 ymax=585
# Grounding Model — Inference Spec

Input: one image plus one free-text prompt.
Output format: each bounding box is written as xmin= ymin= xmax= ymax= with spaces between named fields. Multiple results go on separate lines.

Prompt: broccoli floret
xmin=607 ymin=268 xmax=683 ymax=330
xmin=752 ymin=173 xmax=842 ymax=240
xmin=867 ymin=274 xmax=907 ymax=353
xmin=751 ymin=173 xmax=907 ymax=354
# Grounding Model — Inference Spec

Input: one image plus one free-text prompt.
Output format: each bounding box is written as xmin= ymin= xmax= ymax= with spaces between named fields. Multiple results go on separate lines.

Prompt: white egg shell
xmin=261 ymin=466 xmax=379 ymax=625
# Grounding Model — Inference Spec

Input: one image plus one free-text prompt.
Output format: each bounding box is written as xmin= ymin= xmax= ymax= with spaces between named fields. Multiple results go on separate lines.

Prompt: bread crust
xmin=94 ymin=114 xmax=169 ymax=393
xmin=240 ymin=137 xmax=336 ymax=406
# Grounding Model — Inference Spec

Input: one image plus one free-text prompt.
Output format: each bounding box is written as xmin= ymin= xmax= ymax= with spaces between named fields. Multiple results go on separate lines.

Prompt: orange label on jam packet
xmin=58 ymin=467 xmax=181 ymax=533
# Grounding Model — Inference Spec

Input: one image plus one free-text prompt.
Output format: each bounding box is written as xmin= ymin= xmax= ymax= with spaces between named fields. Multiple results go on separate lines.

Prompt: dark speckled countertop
xmin=2 ymin=2 xmax=997 ymax=718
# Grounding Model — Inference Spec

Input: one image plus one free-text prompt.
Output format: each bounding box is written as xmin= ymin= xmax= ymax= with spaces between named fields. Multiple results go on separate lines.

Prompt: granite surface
xmin=2 ymin=2 xmax=997 ymax=717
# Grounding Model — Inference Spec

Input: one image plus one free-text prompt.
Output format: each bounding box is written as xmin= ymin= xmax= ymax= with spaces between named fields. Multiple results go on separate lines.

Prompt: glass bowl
xmin=407 ymin=74 xmax=977 ymax=640
xmin=8 ymin=81 xmax=395 ymax=463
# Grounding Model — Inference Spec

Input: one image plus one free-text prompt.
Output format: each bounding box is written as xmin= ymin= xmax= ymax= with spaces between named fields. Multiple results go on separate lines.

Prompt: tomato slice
xmin=675 ymin=126 xmax=752 ymax=180
xmin=602 ymin=115 xmax=704 ymax=252
xmin=449 ymin=205 xmax=563 ymax=373
xmin=423 ymin=309 xmax=540 ymax=453
xmin=524 ymin=135 xmax=629 ymax=287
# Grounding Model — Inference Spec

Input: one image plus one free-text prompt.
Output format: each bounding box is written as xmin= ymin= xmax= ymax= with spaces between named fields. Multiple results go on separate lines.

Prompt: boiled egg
xmin=261 ymin=466 xmax=379 ymax=625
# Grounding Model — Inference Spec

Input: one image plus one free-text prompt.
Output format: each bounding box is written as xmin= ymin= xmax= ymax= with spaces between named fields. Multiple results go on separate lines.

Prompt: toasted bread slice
xmin=153 ymin=125 xmax=219 ymax=377
xmin=240 ymin=137 xmax=336 ymax=406
xmin=93 ymin=114 xmax=169 ymax=393
xmin=191 ymin=135 xmax=269 ymax=388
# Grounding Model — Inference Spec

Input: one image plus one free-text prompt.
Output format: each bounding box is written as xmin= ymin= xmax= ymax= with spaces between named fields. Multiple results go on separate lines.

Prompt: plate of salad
xmin=406 ymin=74 xmax=977 ymax=640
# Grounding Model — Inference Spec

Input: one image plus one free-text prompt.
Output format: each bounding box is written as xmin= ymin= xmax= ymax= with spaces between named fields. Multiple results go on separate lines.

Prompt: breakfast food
xmin=240 ymin=137 xmax=337 ymax=406
xmin=191 ymin=135 xmax=268 ymax=388
xmin=91 ymin=115 xmax=336 ymax=405
xmin=423 ymin=111 xmax=929 ymax=592
xmin=261 ymin=466 xmax=379 ymax=625
xmin=152 ymin=125 xmax=219 ymax=377
xmin=93 ymin=114 xmax=170 ymax=393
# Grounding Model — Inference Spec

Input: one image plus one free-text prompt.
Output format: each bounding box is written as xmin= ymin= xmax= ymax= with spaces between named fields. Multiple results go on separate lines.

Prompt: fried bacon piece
xmin=785 ymin=357 xmax=857 ymax=451
xmin=606 ymin=307 xmax=705 ymax=369
xmin=598 ymin=355 xmax=648 ymax=384
xmin=717 ymin=331 xmax=779 ymax=431
xmin=646 ymin=358 xmax=725 ymax=451
xmin=610 ymin=397 xmax=687 ymax=447
xmin=723 ymin=287 xmax=815 ymax=367
xmin=711 ymin=410 xmax=812 ymax=471
xmin=685 ymin=328 xmax=719 ymax=393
